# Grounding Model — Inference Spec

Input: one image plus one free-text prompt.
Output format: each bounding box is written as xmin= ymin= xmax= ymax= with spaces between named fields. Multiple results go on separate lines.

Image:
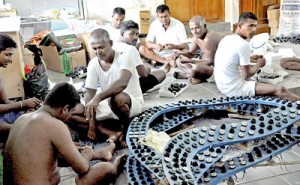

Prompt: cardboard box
xmin=39 ymin=46 xmax=86 ymax=72
xmin=22 ymin=48 xmax=34 ymax=65
xmin=267 ymin=6 xmax=280 ymax=36
xmin=139 ymin=10 xmax=151 ymax=34
xmin=270 ymin=27 xmax=279 ymax=36
xmin=0 ymin=9 xmax=17 ymax=17
xmin=77 ymin=32 xmax=95 ymax=62
xmin=126 ymin=8 xmax=151 ymax=34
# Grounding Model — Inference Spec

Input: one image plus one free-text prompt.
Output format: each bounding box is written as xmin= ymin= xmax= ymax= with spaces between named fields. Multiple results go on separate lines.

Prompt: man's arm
xmin=85 ymin=69 xmax=132 ymax=118
xmin=145 ymin=41 xmax=164 ymax=51
xmin=0 ymin=77 xmax=41 ymax=113
xmin=201 ymin=39 xmax=218 ymax=66
xmin=51 ymin=119 xmax=93 ymax=175
xmin=85 ymin=88 xmax=97 ymax=105
xmin=241 ymin=58 xmax=266 ymax=80
xmin=93 ymin=69 xmax=131 ymax=102
xmin=136 ymin=65 xmax=150 ymax=78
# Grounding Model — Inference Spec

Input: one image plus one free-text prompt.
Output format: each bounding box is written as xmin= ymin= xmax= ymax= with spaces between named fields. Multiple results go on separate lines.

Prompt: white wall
xmin=83 ymin=0 xmax=163 ymax=22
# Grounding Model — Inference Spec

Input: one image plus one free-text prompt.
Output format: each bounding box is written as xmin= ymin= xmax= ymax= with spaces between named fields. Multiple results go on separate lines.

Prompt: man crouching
xmin=4 ymin=83 xmax=127 ymax=185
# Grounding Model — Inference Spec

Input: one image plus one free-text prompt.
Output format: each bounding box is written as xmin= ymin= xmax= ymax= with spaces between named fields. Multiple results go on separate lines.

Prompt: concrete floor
xmin=50 ymin=39 xmax=300 ymax=184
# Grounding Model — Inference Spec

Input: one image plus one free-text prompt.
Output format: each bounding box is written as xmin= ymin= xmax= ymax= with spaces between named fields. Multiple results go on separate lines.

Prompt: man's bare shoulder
xmin=206 ymin=31 xmax=223 ymax=42
xmin=16 ymin=111 xmax=66 ymax=131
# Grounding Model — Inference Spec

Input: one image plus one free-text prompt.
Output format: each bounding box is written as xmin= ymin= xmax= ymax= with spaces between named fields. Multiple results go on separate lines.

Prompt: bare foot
xmin=87 ymin=125 xmax=97 ymax=141
xmin=161 ymin=62 xmax=171 ymax=73
xmin=117 ymin=133 xmax=128 ymax=149
xmin=188 ymin=77 xmax=202 ymax=85
xmin=173 ymin=71 xmax=188 ymax=79
xmin=106 ymin=131 xmax=122 ymax=142
xmin=114 ymin=153 xmax=128 ymax=176
xmin=169 ymin=59 xmax=176 ymax=67
xmin=93 ymin=139 xmax=116 ymax=161
xmin=119 ymin=140 xmax=128 ymax=149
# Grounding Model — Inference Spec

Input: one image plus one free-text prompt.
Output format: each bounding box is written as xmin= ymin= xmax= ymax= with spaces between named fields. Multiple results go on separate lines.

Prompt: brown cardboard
xmin=77 ymin=32 xmax=95 ymax=62
xmin=22 ymin=48 xmax=34 ymax=65
xmin=0 ymin=9 xmax=17 ymax=17
xmin=267 ymin=9 xmax=280 ymax=28
xmin=126 ymin=8 xmax=151 ymax=34
xmin=140 ymin=11 xmax=151 ymax=34
xmin=270 ymin=27 xmax=279 ymax=36
xmin=39 ymin=46 xmax=86 ymax=72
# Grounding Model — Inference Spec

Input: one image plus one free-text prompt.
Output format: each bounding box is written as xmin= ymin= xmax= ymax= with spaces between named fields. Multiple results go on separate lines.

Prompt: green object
xmin=62 ymin=51 xmax=71 ymax=75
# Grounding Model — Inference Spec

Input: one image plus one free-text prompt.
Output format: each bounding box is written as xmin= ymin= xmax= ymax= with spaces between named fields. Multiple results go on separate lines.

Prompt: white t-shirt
xmin=112 ymin=41 xmax=143 ymax=68
xmin=85 ymin=51 xmax=143 ymax=104
xmin=101 ymin=24 xmax=121 ymax=43
xmin=146 ymin=17 xmax=187 ymax=46
xmin=214 ymin=34 xmax=252 ymax=95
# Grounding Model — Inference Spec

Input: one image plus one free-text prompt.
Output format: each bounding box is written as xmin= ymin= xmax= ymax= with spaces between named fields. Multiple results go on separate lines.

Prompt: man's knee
xmin=110 ymin=94 xmax=130 ymax=112
xmin=151 ymin=70 xmax=166 ymax=82
xmin=139 ymin=45 xmax=147 ymax=55
xmin=280 ymin=58 xmax=290 ymax=69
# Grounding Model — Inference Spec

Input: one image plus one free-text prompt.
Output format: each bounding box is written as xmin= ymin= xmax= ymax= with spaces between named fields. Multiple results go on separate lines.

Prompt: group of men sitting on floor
xmin=1 ymin=4 xmax=300 ymax=185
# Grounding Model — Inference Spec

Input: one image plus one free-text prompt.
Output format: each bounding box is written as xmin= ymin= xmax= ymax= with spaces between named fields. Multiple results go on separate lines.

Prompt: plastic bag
xmin=24 ymin=62 xmax=49 ymax=100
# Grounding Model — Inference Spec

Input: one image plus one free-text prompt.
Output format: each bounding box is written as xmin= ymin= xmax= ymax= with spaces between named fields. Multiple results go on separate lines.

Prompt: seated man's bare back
xmin=4 ymin=83 xmax=127 ymax=185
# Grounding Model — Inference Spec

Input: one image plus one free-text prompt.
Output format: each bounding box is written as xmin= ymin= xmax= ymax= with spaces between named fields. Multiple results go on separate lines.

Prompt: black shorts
xmin=139 ymin=74 xmax=159 ymax=93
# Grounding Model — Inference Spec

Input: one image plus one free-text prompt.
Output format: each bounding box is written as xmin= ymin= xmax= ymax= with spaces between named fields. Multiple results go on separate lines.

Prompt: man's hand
xmin=257 ymin=57 xmax=266 ymax=68
xmin=250 ymin=55 xmax=263 ymax=63
xmin=80 ymin=145 xmax=94 ymax=161
xmin=176 ymin=55 xmax=191 ymax=63
xmin=85 ymin=99 xmax=99 ymax=120
xmin=156 ymin=44 xmax=164 ymax=52
xmin=164 ymin=43 xmax=175 ymax=50
xmin=22 ymin=97 xmax=41 ymax=109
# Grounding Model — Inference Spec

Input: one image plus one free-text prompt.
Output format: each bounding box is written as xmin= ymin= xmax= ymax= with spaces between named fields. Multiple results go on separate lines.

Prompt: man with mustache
xmin=0 ymin=34 xmax=41 ymax=142
xmin=139 ymin=4 xmax=188 ymax=67
xmin=113 ymin=20 xmax=170 ymax=93
xmin=173 ymin=16 xmax=223 ymax=85
xmin=85 ymin=28 xmax=143 ymax=146
xmin=214 ymin=12 xmax=300 ymax=101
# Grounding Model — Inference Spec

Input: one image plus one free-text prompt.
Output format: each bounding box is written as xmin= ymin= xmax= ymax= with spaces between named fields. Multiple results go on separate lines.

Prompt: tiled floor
xmin=52 ymin=39 xmax=300 ymax=184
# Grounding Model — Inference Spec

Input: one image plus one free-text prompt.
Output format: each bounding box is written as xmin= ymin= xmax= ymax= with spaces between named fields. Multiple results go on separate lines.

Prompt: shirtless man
xmin=280 ymin=57 xmax=300 ymax=71
xmin=139 ymin=4 xmax=188 ymax=67
xmin=85 ymin=28 xmax=143 ymax=146
xmin=173 ymin=16 xmax=223 ymax=85
xmin=4 ymin=83 xmax=127 ymax=185
xmin=0 ymin=34 xmax=41 ymax=142
xmin=214 ymin=12 xmax=300 ymax=101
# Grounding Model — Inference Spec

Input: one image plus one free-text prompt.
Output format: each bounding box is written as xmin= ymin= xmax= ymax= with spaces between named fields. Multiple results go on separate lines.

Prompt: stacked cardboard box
xmin=267 ymin=5 xmax=280 ymax=36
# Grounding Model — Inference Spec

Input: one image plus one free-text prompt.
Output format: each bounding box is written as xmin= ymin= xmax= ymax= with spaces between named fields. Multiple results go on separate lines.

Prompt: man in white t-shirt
xmin=85 ymin=28 xmax=144 ymax=146
xmin=214 ymin=12 xmax=300 ymax=101
xmin=113 ymin=20 xmax=170 ymax=93
xmin=139 ymin=4 xmax=188 ymax=67
xmin=101 ymin=7 xmax=125 ymax=43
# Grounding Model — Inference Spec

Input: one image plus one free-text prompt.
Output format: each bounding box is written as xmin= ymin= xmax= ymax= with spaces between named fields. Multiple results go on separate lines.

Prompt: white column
xmin=225 ymin=0 xmax=240 ymax=31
